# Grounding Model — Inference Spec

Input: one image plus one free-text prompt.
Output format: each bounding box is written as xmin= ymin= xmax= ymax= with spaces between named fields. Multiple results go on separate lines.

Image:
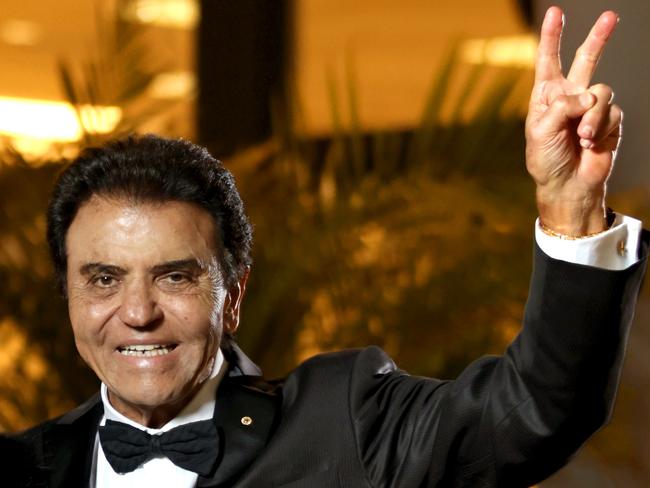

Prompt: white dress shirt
xmin=535 ymin=214 xmax=642 ymax=270
xmin=89 ymin=214 xmax=643 ymax=487
xmin=91 ymin=350 xmax=227 ymax=488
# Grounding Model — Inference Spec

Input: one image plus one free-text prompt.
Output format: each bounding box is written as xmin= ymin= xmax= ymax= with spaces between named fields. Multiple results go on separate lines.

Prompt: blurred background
xmin=0 ymin=0 xmax=648 ymax=485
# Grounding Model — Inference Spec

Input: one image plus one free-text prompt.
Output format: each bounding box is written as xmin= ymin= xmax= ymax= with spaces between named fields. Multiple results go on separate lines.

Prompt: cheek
xmin=189 ymin=308 xmax=221 ymax=339
xmin=68 ymin=295 xmax=116 ymax=342
xmin=168 ymin=288 xmax=222 ymax=325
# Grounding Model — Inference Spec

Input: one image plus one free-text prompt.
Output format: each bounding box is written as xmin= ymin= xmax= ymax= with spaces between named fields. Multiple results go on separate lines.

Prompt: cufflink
xmin=617 ymin=240 xmax=626 ymax=256
xmin=240 ymin=416 xmax=253 ymax=426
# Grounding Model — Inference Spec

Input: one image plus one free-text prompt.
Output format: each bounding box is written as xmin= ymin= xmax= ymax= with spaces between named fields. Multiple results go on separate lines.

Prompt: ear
xmin=223 ymin=267 xmax=250 ymax=335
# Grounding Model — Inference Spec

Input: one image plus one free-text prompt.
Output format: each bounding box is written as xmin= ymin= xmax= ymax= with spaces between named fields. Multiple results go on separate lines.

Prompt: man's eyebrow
xmin=150 ymin=259 xmax=205 ymax=275
xmin=78 ymin=259 xmax=205 ymax=277
xmin=79 ymin=263 xmax=126 ymax=276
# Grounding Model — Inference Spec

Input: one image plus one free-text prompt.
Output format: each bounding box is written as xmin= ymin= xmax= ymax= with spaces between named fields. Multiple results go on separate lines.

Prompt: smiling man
xmin=4 ymin=6 xmax=649 ymax=488
xmin=66 ymin=198 xmax=229 ymax=429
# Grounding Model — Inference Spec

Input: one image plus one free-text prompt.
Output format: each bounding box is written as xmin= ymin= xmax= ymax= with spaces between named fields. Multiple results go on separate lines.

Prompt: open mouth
xmin=117 ymin=344 xmax=177 ymax=357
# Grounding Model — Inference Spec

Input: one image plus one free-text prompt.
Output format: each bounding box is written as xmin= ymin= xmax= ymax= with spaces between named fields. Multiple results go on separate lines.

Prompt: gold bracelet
xmin=538 ymin=222 xmax=607 ymax=240
xmin=539 ymin=209 xmax=615 ymax=240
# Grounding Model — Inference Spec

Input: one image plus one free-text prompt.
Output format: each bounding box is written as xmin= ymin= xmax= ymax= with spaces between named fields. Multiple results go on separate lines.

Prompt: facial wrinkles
xmin=70 ymin=258 xmax=222 ymax=346
xmin=65 ymin=197 xmax=233 ymax=423
xmin=73 ymin=201 xmax=214 ymax=285
xmin=206 ymin=256 xmax=227 ymax=327
xmin=165 ymin=256 xmax=226 ymax=384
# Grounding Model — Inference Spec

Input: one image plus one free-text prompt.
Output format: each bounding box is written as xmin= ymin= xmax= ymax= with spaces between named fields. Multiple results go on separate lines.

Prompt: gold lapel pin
xmin=241 ymin=416 xmax=253 ymax=426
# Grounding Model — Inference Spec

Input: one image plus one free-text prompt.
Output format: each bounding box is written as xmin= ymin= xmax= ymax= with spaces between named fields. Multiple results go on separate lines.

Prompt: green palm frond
xmin=57 ymin=1 xmax=177 ymax=147
xmin=234 ymin=44 xmax=536 ymax=377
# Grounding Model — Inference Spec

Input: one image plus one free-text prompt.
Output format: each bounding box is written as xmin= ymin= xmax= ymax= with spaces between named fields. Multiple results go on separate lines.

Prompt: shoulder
xmin=8 ymin=415 xmax=61 ymax=446
xmin=291 ymin=345 xmax=397 ymax=379
xmin=1 ymin=395 xmax=102 ymax=486
xmin=5 ymin=394 xmax=102 ymax=458
xmin=0 ymin=417 xmax=62 ymax=485
xmin=270 ymin=347 xmax=403 ymax=443
xmin=16 ymin=393 xmax=102 ymax=438
xmin=277 ymin=346 xmax=399 ymax=406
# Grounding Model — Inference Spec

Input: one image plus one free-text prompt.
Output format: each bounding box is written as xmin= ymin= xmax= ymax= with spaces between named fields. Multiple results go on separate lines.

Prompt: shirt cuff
xmin=535 ymin=214 xmax=643 ymax=270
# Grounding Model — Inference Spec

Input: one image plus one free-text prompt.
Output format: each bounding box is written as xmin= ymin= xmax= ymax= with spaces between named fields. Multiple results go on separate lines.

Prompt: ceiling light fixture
xmin=147 ymin=71 xmax=196 ymax=99
xmin=461 ymin=35 xmax=537 ymax=68
xmin=0 ymin=97 xmax=121 ymax=142
xmin=0 ymin=19 xmax=42 ymax=47
xmin=121 ymin=0 xmax=199 ymax=29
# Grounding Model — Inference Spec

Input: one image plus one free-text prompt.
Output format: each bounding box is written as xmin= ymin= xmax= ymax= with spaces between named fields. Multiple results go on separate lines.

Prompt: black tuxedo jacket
xmin=4 ymin=243 xmax=648 ymax=488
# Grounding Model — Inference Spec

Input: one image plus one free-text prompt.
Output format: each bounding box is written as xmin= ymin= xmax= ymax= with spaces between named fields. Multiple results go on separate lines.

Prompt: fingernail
xmin=580 ymin=92 xmax=594 ymax=106
xmin=581 ymin=125 xmax=594 ymax=138
xmin=580 ymin=138 xmax=594 ymax=149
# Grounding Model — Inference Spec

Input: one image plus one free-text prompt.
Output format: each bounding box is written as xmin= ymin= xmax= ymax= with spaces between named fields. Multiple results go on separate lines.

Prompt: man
xmin=4 ymin=6 xmax=647 ymax=487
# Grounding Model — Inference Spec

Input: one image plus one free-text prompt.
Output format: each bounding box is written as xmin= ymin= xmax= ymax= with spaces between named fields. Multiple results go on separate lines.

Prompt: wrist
xmin=536 ymin=187 xmax=608 ymax=237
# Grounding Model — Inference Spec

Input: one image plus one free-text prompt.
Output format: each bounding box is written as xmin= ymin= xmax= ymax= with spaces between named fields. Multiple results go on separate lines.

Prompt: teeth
xmin=118 ymin=345 xmax=173 ymax=357
xmin=126 ymin=345 xmax=159 ymax=351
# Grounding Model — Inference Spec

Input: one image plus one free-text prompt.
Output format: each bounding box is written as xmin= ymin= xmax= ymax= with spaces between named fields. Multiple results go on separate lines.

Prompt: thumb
xmin=537 ymin=92 xmax=596 ymax=134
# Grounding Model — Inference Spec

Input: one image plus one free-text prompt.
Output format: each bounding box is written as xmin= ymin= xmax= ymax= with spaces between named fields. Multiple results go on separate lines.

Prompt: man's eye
xmin=93 ymin=275 xmax=116 ymax=287
xmin=163 ymin=273 xmax=190 ymax=284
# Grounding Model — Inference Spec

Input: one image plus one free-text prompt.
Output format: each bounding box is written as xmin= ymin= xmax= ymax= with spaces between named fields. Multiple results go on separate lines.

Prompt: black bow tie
xmin=98 ymin=418 xmax=220 ymax=476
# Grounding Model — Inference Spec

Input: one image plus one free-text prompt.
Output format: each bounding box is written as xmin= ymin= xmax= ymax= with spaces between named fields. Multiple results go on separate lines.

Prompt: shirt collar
xmin=100 ymin=349 xmax=227 ymax=433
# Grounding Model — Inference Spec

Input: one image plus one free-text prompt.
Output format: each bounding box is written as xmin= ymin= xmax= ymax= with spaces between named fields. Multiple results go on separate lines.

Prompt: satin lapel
xmin=42 ymin=394 xmax=103 ymax=488
xmin=197 ymin=376 xmax=280 ymax=487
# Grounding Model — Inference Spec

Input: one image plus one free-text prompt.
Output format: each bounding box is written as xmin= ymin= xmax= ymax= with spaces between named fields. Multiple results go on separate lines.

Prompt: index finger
xmin=567 ymin=11 xmax=619 ymax=87
xmin=535 ymin=6 xmax=564 ymax=83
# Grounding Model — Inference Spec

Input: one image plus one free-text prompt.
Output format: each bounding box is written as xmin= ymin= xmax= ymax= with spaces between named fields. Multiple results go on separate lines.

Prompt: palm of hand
xmin=527 ymin=79 xmax=614 ymax=191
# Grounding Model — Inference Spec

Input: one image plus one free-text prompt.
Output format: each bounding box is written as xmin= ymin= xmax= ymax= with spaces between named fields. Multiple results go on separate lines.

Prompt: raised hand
xmin=525 ymin=7 xmax=622 ymax=236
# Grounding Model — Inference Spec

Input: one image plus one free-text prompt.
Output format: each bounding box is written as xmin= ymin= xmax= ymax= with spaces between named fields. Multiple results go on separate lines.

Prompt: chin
xmin=101 ymin=358 xmax=212 ymax=413
xmin=113 ymin=383 xmax=183 ymax=410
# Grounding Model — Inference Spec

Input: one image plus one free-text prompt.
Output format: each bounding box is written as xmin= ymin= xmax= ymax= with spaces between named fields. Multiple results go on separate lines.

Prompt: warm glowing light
xmin=8 ymin=137 xmax=60 ymax=159
xmin=0 ymin=97 xmax=121 ymax=141
xmin=0 ymin=19 xmax=41 ymax=46
xmin=0 ymin=97 xmax=83 ymax=141
xmin=78 ymin=105 xmax=123 ymax=135
xmin=122 ymin=0 xmax=199 ymax=29
xmin=461 ymin=35 xmax=537 ymax=68
xmin=148 ymin=71 xmax=196 ymax=99
xmin=0 ymin=97 xmax=121 ymax=158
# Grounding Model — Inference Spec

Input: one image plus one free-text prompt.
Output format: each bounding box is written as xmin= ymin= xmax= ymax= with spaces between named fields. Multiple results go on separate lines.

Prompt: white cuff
xmin=535 ymin=214 xmax=642 ymax=271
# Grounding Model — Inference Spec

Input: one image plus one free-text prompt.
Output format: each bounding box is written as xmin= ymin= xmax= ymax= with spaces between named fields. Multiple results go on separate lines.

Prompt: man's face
xmin=65 ymin=196 xmax=242 ymax=423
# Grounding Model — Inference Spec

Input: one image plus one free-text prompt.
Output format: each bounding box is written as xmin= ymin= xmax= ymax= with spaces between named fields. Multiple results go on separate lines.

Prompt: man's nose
xmin=118 ymin=282 xmax=163 ymax=328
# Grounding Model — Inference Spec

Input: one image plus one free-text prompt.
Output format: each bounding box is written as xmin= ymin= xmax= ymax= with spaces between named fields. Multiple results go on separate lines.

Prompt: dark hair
xmin=46 ymin=134 xmax=253 ymax=296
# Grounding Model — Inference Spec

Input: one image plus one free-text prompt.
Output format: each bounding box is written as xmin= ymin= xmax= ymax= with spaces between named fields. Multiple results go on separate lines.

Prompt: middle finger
xmin=567 ymin=11 xmax=619 ymax=88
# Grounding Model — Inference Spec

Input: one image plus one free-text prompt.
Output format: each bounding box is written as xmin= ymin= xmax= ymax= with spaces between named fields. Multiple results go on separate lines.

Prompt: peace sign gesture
xmin=525 ymin=7 xmax=622 ymax=237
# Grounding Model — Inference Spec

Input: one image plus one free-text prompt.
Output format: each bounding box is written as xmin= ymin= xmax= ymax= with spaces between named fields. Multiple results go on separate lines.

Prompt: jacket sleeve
xmin=349 ymin=240 xmax=648 ymax=488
